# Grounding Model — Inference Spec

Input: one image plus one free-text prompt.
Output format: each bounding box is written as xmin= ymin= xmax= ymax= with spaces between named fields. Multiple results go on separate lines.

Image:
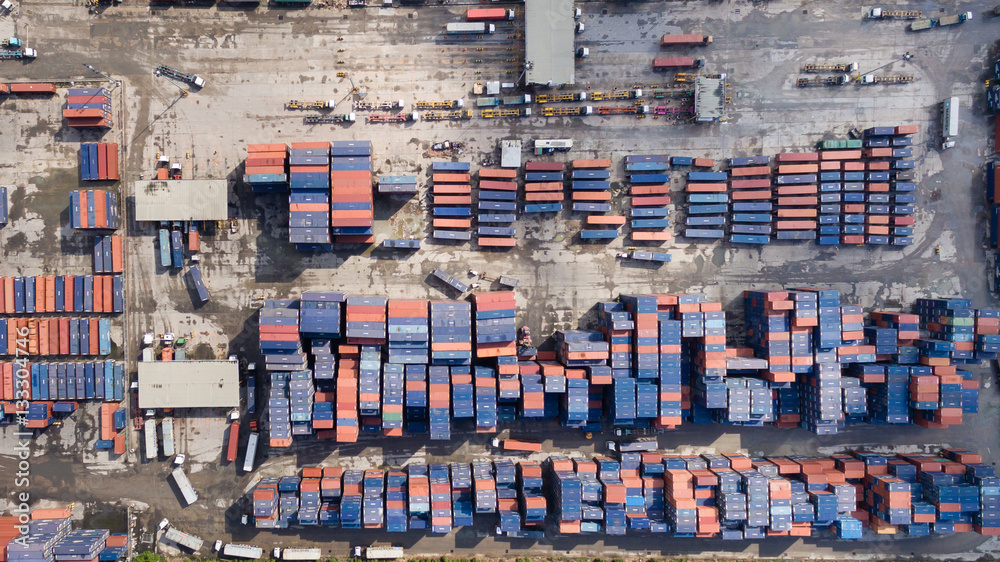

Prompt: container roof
xmin=133 ymin=179 xmax=229 ymax=221
xmin=138 ymin=360 xmax=239 ymax=408
xmin=525 ymin=0 xmax=575 ymax=86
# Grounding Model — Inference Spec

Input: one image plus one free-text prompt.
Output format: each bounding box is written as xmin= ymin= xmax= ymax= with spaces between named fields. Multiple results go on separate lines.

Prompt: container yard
xmin=1 ymin=0 xmax=1000 ymax=560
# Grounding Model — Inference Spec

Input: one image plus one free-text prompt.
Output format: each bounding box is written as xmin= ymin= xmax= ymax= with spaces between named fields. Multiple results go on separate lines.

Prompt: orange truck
xmin=467 ymin=8 xmax=514 ymax=20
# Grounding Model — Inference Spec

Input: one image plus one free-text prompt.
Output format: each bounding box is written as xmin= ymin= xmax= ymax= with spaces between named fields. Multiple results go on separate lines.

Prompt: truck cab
xmin=576 ymin=47 xmax=589 ymax=58
xmin=191 ymin=76 xmax=205 ymax=88
xmin=4 ymin=37 xmax=20 ymax=48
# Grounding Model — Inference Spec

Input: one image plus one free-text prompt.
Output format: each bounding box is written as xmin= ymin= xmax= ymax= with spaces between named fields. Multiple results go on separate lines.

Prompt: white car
xmin=157 ymin=519 xmax=169 ymax=531
xmin=214 ymin=541 xmax=223 ymax=552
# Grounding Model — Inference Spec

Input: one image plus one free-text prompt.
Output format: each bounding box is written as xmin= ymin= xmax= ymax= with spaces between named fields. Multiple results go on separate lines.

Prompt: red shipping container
xmin=290 ymin=142 xmax=329 ymax=149
xmin=98 ymin=143 xmax=108 ymax=180
xmin=11 ymin=83 xmax=56 ymax=94
xmin=59 ymin=318 xmax=70 ymax=355
xmin=111 ymin=236 xmax=123 ymax=272
xmin=79 ymin=191 xmax=89 ymax=228
xmin=93 ymin=276 xmax=104 ymax=315
xmin=64 ymin=275 xmax=75 ymax=312
xmin=524 ymin=162 xmax=564 ymax=172
xmin=479 ymin=168 xmax=517 ymax=179
xmin=248 ymin=143 xmax=288 ymax=153
xmin=94 ymin=190 xmax=107 ymax=228
xmin=103 ymin=276 xmax=112 ymax=313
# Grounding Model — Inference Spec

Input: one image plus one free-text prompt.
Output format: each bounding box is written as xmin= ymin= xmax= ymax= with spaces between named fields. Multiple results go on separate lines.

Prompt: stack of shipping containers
xmin=69 ymin=190 xmax=119 ymax=230
xmin=626 ymin=154 xmax=671 ymax=243
xmin=428 ymin=367 xmax=450 ymax=440
xmin=774 ymin=152 xmax=820 ymax=241
xmin=573 ymin=159 xmax=619 ymax=240
xmin=330 ymin=141 xmax=374 ymax=244
xmin=431 ymin=162 xmax=473 ymax=242
xmin=0 ymin=319 xmax=115 ymax=357
xmin=408 ymin=464 xmax=430 ymax=530
xmin=92 ymin=236 xmax=124 ymax=274
xmin=288 ymin=142 xmax=332 ymax=249
xmin=429 ymin=463 xmax=453 ymax=534
xmin=386 ymin=470 xmax=408 ymax=532
xmin=78 ymin=143 xmax=119 ymax=182
xmin=522 ymin=161 xmax=564 ymax=214
xmin=64 ymin=88 xmax=111 ymax=128
xmin=451 ymin=463 xmax=474 ymax=527
xmin=864 ymin=125 xmax=917 ymax=246
xmin=728 ymin=156 xmax=772 ymax=244
xmin=244 ymin=143 xmax=289 ymax=193
xmin=377 ymin=175 xmax=418 ymax=195
xmin=0 ymin=186 xmax=7 ymax=226
xmin=684 ymin=169 xmax=728 ymax=239
xmin=476 ymin=168 xmax=517 ymax=248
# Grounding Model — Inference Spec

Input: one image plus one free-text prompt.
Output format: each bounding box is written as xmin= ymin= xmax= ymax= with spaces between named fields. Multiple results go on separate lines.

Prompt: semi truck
xmin=221 ymin=544 xmax=263 ymax=559
xmin=802 ymin=62 xmax=858 ymax=73
xmin=653 ymin=57 xmax=705 ymax=70
xmin=910 ymin=12 xmax=972 ymax=30
xmin=869 ymin=7 xmax=922 ymax=18
xmin=607 ymin=437 xmax=658 ymax=453
xmin=158 ymin=229 xmax=171 ymax=268
xmin=161 ymin=417 xmax=175 ymax=457
xmin=502 ymin=94 xmax=531 ymax=105
xmin=414 ymin=99 xmax=463 ymax=109
xmin=660 ymin=34 xmax=712 ymax=46
xmin=242 ymin=432 xmax=258 ymax=472
xmin=466 ymin=8 xmax=514 ymax=20
xmin=144 ymin=419 xmax=157 ymax=460
xmin=171 ymin=466 xmax=199 ymax=506
xmin=352 ymin=546 xmax=404 ymax=560
xmin=274 ymin=548 xmax=322 ymax=561
xmin=941 ymin=96 xmax=959 ymax=149
xmin=154 ymin=64 xmax=205 ymax=88
xmin=491 ymin=438 xmax=542 ymax=452
xmin=162 ymin=526 xmax=203 ymax=552
xmin=797 ymin=75 xmax=851 ymax=87
xmin=0 ymin=47 xmax=35 ymax=59
xmin=446 ymin=22 xmax=495 ymax=34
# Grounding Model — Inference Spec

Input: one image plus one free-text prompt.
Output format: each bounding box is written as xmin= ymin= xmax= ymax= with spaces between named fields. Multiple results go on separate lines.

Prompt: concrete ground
xmin=1 ymin=0 xmax=1000 ymax=557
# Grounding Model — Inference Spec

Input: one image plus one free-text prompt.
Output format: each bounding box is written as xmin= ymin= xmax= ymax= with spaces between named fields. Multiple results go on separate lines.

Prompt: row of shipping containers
xmin=97 ymin=401 xmax=128 ymax=453
xmin=0 ymin=275 xmax=124 ymax=314
xmin=431 ymin=162 xmax=473 ymax=243
xmin=625 ymin=154 xmax=671 ymax=242
xmin=377 ymin=175 xmax=418 ymax=194
xmin=572 ymin=159 xmax=621 ymax=241
xmin=476 ymin=168 xmax=517 ymax=248
xmin=0 ymin=359 xmax=124 ymax=402
xmin=0 ymin=318 xmax=115 ymax=356
xmin=69 ymin=190 xmax=119 ymax=230
xmin=250 ymin=448 xmax=1000 ymax=538
xmin=255 ymin=289 xmax=985 ymax=444
xmin=64 ymin=88 xmax=112 ymax=129
xmin=92 ymin=236 xmax=124 ymax=274
xmin=78 ymin=142 xmax=120 ymax=181
xmin=522 ymin=161 xmax=564 ymax=215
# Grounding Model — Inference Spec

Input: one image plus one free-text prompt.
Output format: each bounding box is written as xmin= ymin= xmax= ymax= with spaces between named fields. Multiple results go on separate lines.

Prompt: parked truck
xmin=162 ymin=526 xmax=203 ymax=553
xmin=607 ymin=437 xmax=658 ymax=453
xmin=171 ymin=466 xmax=199 ymax=506
xmin=158 ymin=229 xmax=171 ymax=268
xmin=0 ymin=46 xmax=35 ymax=59
xmin=797 ymin=75 xmax=851 ymax=87
xmin=171 ymin=230 xmax=183 ymax=268
xmin=221 ymin=544 xmax=263 ymax=559
xmin=941 ymin=96 xmax=959 ymax=149
xmin=869 ymin=7 xmax=922 ymax=18
xmin=353 ymin=546 xmax=404 ymax=560
xmin=446 ymin=22 xmax=495 ymax=34
xmin=653 ymin=57 xmax=704 ymax=70
xmin=144 ymin=419 xmax=157 ymax=460
xmin=802 ymin=62 xmax=858 ymax=73
xmin=274 ymin=548 xmax=322 ymax=561
xmin=242 ymin=432 xmax=258 ymax=472
xmin=161 ymin=417 xmax=175 ymax=457
xmin=491 ymin=438 xmax=542 ymax=452
xmin=860 ymin=74 xmax=914 ymax=84
xmin=502 ymin=94 xmax=531 ymax=105
xmin=660 ymin=34 xmax=712 ymax=47
xmin=910 ymin=12 xmax=972 ymax=30
xmin=466 ymin=8 xmax=514 ymax=20
xmin=415 ymin=99 xmax=463 ymax=109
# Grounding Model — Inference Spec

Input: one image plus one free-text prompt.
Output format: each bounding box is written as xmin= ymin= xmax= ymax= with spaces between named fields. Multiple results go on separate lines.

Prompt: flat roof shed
xmin=525 ymin=0 xmax=575 ymax=86
xmin=138 ymin=360 xmax=239 ymax=409
xmin=133 ymin=180 xmax=229 ymax=222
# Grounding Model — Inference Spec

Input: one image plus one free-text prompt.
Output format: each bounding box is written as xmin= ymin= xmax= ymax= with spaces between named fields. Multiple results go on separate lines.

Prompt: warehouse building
xmin=137 ymin=360 xmax=239 ymax=409
xmin=133 ymin=179 xmax=229 ymax=222
xmin=525 ymin=0 xmax=575 ymax=86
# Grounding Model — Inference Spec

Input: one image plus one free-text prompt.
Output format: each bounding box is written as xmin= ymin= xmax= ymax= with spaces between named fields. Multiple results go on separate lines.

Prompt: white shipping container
xmin=171 ymin=467 xmax=199 ymax=506
xmin=242 ymin=432 xmax=259 ymax=473
xmin=942 ymin=96 xmax=959 ymax=140
xmin=161 ymin=418 xmax=175 ymax=457
xmin=143 ymin=419 xmax=157 ymax=461
xmin=281 ymin=548 xmax=322 ymax=560
xmin=222 ymin=544 xmax=264 ymax=559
